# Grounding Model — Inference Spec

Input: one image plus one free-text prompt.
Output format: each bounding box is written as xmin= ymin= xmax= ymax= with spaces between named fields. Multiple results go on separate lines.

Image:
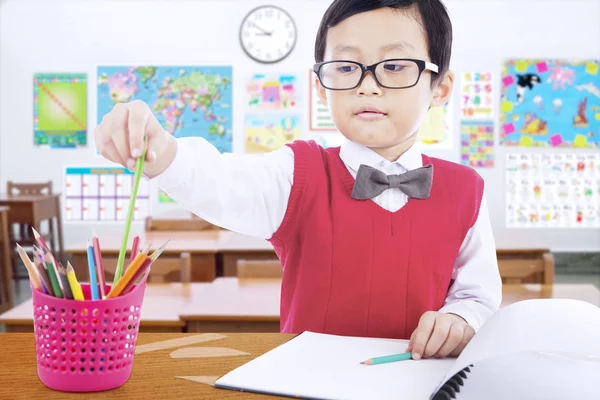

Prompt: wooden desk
xmin=67 ymin=231 xmax=221 ymax=282
xmin=0 ymin=283 xmax=211 ymax=333
xmin=217 ymin=231 xmax=276 ymax=276
xmin=502 ymin=284 xmax=600 ymax=307
xmin=496 ymin=248 xmax=554 ymax=284
xmin=0 ymin=206 xmax=13 ymax=312
xmin=0 ymin=193 xmax=64 ymax=262
xmin=0 ymin=332 xmax=294 ymax=400
xmin=181 ymin=277 xmax=281 ymax=333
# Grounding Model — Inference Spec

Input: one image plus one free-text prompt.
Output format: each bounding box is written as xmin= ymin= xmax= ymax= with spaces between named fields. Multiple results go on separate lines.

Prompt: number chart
xmin=461 ymin=72 xmax=494 ymax=120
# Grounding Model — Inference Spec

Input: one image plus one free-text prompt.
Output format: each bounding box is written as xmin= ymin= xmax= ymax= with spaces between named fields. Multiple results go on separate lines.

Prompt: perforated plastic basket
xmin=32 ymin=283 xmax=146 ymax=392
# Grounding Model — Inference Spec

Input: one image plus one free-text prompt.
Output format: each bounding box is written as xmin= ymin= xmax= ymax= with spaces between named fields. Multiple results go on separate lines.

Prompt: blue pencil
xmin=86 ymin=240 xmax=99 ymax=300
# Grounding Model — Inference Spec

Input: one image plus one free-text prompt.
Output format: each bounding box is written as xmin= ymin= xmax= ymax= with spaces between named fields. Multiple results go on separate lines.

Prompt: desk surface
xmin=0 ymin=332 xmax=293 ymax=400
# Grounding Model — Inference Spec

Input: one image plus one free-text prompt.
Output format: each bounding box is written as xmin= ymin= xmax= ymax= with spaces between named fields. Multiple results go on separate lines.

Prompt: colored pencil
xmin=121 ymin=240 xmax=169 ymax=294
xmin=86 ymin=240 xmax=100 ymax=300
xmin=33 ymin=255 xmax=52 ymax=296
xmin=360 ymin=352 xmax=413 ymax=365
xmin=44 ymin=252 xmax=63 ymax=298
xmin=106 ymin=250 xmax=149 ymax=298
xmin=31 ymin=227 xmax=51 ymax=252
xmin=58 ymin=264 xmax=74 ymax=300
xmin=113 ymin=136 xmax=148 ymax=285
xmin=15 ymin=244 xmax=42 ymax=292
xmin=66 ymin=262 xmax=85 ymax=301
xmin=129 ymin=235 xmax=140 ymax=266
xmin=91 ymin=230 xmax=107 ymax=298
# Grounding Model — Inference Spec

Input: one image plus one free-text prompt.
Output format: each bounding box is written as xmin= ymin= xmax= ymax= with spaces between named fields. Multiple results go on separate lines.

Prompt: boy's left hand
xmin=406 ymin=311 xmax=475 ymax=360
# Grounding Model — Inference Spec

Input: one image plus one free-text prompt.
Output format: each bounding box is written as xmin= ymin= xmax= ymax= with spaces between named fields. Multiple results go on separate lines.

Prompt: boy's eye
xmin=335 ymin=65 xmax=358 ymax=73
xmin=382 ymin=63 xmax=407 ymax=72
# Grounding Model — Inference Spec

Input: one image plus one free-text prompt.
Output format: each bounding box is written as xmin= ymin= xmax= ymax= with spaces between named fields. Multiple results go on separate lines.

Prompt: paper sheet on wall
xmin=63 ymin=166 xmax=150 ymax=222
xmin=418 ymin=103 xmax=452 ymax=148
xmin=505 ymin=153 xmax=600 ymax=228
xmin=34 ymin=73 xmax=87 ymax=148
xmin=97 ymin=66 xmax=233 ymax=153
xmin=244 ymin=114 xmax=301 ymax=153
xmin=499 ymin=59 xmax=600 ymax=148
xmin=309 ymin=70 xmax=336 ymax=131
xmin=246 ymin=73 xmax=299 ymax=111
xmin=460 ymin=72 xmax=494 ymax=120
xmin=460 ymin=121 xmax=494 ymax=168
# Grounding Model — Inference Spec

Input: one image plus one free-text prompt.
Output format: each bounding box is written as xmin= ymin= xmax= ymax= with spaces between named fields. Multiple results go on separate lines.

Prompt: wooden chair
xmin=144 ymin=215 xmax=222 ymax=232
xmin=496 ymin=249 xmax=554 ymax=284
xmin=103 ymin=252 xmax=192 ymax=283
xmin=236 ymin=259 xmax=283 ymax=279
xmin=6 ymin=181 xmax=56 ymax=282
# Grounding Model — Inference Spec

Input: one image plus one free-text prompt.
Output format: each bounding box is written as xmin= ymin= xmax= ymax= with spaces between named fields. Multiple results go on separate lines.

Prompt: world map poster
xmin=97 ymin=66 xmax=233 ymax=153
xmin=499 ymin=59 xmax=600 ymax=148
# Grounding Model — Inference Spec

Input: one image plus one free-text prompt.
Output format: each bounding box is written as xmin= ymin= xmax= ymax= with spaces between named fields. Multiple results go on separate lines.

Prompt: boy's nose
xmin=357 ymin=71 xmax=383 ymax=96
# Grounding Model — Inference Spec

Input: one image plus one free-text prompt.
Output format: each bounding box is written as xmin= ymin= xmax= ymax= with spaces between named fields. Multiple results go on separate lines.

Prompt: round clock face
xmin=239 ymin=5 xmax=297 ymax=64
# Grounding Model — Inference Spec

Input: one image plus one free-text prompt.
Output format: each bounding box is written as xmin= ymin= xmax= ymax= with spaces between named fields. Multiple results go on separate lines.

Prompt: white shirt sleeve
xmin=150 ymin=137 xmax=294 ymax=239
xmin=438 ymin=190 xmax=503 ymax=331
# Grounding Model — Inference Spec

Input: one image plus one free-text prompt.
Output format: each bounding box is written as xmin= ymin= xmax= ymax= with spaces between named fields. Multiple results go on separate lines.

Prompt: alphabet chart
xmin=460 ymin=72 xmax=494 ymax=120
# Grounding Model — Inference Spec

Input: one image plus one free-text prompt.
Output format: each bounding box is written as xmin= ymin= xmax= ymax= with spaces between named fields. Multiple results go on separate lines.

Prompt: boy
xmin=95 ymin=0 xmax=502 ymax=360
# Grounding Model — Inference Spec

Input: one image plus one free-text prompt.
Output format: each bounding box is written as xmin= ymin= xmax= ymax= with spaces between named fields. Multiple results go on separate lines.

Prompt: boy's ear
xmin=315 ymin=76 xmax=329 ymax=109
xmin=430 ymin=70 xmax=454 ymax=107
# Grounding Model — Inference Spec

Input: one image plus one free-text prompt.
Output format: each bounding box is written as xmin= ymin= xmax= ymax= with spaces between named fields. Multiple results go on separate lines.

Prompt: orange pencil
xmin=105 ymin=250 xmax=149 ymax=298
xmin=122 ymin=240 xmax=169 ymax=294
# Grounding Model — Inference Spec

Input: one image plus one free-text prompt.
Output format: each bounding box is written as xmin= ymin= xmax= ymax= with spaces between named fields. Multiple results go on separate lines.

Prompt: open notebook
xmin=215 ymin=299 xmax=600 ymax=400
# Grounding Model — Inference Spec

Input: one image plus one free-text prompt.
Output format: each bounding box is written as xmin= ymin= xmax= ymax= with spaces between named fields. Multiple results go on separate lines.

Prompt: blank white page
xmin=215 ymin=331 xmax=455 ymax=400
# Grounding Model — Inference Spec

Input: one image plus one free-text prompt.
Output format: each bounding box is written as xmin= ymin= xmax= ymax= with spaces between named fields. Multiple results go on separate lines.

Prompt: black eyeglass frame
xmin=312 ymin=58 xmax=439 ymax=90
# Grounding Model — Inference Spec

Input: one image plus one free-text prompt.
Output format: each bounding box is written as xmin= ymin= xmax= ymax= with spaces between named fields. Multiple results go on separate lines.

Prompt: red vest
xmin=268 ymin=140 xmax=484 ymax=339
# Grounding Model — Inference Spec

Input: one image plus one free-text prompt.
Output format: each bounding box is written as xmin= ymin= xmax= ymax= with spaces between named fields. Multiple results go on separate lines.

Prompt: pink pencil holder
xmin=32 ymin=283 xmax=147 ymax=392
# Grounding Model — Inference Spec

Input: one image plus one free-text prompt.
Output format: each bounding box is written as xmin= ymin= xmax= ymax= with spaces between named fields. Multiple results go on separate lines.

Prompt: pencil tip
xmin=32 ymin=227 xmax=40 ymax=238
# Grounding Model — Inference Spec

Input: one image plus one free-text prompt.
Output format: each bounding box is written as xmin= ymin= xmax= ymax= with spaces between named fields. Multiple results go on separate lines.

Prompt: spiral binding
xmin=432 ymin=364 xmax=474 ymax=400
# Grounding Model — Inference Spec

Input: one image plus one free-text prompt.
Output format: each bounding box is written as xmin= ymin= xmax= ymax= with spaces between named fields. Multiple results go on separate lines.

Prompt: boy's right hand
xmin=94 ymin=100 xmax=178 ymax=178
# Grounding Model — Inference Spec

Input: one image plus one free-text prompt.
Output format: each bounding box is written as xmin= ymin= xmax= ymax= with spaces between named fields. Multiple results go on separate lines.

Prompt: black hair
xmin=314 ymin=0 xmax=452 ymax=85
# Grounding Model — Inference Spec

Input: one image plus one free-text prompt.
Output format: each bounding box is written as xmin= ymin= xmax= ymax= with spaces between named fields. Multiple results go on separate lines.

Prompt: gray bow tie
xmin=351 ymin=164 xmax=434 ymax=200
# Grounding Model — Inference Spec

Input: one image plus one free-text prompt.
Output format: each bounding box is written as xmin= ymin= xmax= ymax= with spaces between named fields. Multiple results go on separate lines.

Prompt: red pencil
xmin=129 ymin=235 xmax=140 ymax=267
xmin=91 ymin=231 xmax=107 ymax=298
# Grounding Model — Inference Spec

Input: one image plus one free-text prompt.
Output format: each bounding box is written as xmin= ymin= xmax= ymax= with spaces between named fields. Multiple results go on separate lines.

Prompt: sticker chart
xmin=309 ymin=70 xmax=336 ymax=131
xmin=64 ymin=167 xmax=150 ymax=222
xmin=500 ymin=59 xmax=600 ymax=148
xmin=246 ymin=73 xmax=299 ymax=110
xmin=33 ymin=73 xmax=87 ymax=148
xmin=98 ymin=66 xmax=233 ymax=153
xmin=505 ymin=153 xmax=600 ymax=228
xmin=460 ymin=72 xmax=494 ymax=120
xmin=244 ymin=114 xmax=302 ymax=153
xmin=460 ymin=121 xmax=495 ymax=168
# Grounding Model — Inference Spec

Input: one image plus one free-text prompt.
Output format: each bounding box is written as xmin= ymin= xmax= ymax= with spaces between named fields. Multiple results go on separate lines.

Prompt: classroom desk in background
xmin=217 ymin=231 xmax=277 ymax=277
xmin=0 ymin=332 xmax=294 ymax=400
xmin=0 ymin=193 xmax=64 ymax=261
xmin=66 ymin=231 xmax=220 ymax=282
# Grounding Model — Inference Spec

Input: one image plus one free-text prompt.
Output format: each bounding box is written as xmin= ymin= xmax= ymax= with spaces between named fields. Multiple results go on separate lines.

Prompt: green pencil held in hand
xmin=113 ymin=139 xmax=148 ymax=285
xmin=360 ymin=352 xmax=412 ymax=365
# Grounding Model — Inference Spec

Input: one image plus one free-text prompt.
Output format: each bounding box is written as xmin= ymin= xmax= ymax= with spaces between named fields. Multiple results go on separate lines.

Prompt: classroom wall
xmin=1 ymin=0 xmax=599 ymax=251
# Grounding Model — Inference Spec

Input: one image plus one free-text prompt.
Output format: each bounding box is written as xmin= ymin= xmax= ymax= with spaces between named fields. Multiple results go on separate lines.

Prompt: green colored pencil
xmin=44 ymin=253 xmax=63 ymax=298
xmin=113 ymin=138 xmax=147 ymax=285
xmin=360 ymin=352 xmax=413 ymax=365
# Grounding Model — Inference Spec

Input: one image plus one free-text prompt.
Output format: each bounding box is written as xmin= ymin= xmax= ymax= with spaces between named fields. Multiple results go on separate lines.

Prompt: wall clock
xmin=239 ymin=5 xmax=297 ymax=64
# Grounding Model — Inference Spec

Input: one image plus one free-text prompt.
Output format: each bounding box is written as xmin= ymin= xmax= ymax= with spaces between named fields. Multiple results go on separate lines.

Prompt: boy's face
xmin=316 ymin=7 xmax=453 ymax=157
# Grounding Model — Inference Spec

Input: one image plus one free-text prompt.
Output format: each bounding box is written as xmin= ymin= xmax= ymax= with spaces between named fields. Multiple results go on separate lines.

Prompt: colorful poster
xmin=499 ymin=59 xmax=600 ymax=148
xmin=64 ymin=166 xmax=150 ymax=222
xmin=505 ymin=153 xmax=600 ymax=228
xmin=246 ymin=73 xmax=299 ymax=110
xmin=34 ymin=73 xmax=87 ymax=148
xmin=309 ymin=70 xmax=336 ymax=131
xmin=245 ymin=115 xmax=302 ymax=153
xmin=158 ymin=189 xmax=176 ymax=204
xmin=98 ymin=66 xmax=233 ymax=153
xmin=460 ymin=121 xmax=494 ymax=168
xmin=461 ymin=72 xmax=494 ymax=119
xmin=418 ymin=103 xmax=452 ymax=148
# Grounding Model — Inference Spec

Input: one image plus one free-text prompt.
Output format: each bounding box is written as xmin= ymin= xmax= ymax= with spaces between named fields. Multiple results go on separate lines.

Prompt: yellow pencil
xmin=16 ymin=244 xmax=42 ymax=291
xmin=105 ymin=250 xmax=149 ymax=299
xmin=66 ymin=262 xmax=85 ymax=301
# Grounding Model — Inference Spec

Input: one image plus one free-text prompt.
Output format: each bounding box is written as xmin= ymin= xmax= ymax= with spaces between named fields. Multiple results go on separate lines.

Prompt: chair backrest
xmin=144 ymin=216 xmax=221 ymax=232
xmin=497 ymin=250 xmax=554 ymax=284
xmin=103 ymin=252 xmax=192 ymax=283
xmin=7 ymin=181 xmax=53 ymax=196
xmin=236 ymin=259 xmax=283 ymax=279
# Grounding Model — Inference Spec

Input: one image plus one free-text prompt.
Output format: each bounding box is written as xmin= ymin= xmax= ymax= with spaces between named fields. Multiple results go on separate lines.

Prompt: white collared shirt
xmin=152 ymin=136 xmax=502 ymax=331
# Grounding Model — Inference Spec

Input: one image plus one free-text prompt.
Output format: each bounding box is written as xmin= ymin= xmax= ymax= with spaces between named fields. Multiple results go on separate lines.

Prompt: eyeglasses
xmin=313 ymin=58 xmax=439 ymax=90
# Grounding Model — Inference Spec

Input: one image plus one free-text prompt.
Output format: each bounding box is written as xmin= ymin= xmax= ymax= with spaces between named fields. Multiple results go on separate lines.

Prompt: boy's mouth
xmin=355 ymin=106 xmax=387 ymax=120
